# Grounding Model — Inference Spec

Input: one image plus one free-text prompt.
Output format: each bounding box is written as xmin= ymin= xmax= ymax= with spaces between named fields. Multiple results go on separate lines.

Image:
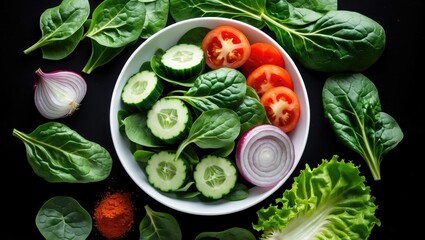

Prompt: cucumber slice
xmin=193 ymin=155 xmax=237 ymax=199
xmin=145 ymin=151 xmax=190 ymax=192
xmin=147 ymin=98 xmax=192 ymax=144
xmin=121 ymin=70 xmax=163 ymax=110
xmin=161 ymin=43 xmax=205 ymax=80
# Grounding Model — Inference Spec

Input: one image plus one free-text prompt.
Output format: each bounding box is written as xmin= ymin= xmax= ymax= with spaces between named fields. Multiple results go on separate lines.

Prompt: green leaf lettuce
xmin=253 ymin=155 xmax=380 ymax=240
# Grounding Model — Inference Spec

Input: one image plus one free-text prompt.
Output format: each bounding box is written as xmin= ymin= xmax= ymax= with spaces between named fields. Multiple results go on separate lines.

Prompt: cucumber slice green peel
xmin=121 ymin=70 xmax=163 ymax=110
xmin=194 ymin=155 xmax=237 ymax=199
xmin=147 ymin=98 xmax=192 ymax=145
xmin=145 ymin=151 xmax=191 ymax=192
xmin=161 ymin=43 xmax=205 ymax=80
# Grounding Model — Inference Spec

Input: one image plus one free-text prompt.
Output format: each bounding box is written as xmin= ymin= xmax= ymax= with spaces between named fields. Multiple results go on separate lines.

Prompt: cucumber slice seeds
xmin=194 ymin=155 xmax=238 ymax=199
xmin=145 ymin=151 xmax=190 ymax=192
xmin=147 ymin=98 xmax=192 ymax=144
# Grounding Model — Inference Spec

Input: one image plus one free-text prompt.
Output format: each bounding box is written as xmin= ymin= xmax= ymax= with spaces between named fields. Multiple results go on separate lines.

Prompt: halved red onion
xmin=34 ymin=68 xmax=87 ymax=119
xmin=236 ymin=124 xmax=295 ymax=187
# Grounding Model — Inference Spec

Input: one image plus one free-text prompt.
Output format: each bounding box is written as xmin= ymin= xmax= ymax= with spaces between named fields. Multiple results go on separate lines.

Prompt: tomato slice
xmin=247 ymin=64 xmax=293 ymax=97
xmin=260 ymin=86 xmax=300 ymax=133
xmin=201 ymin=25 xmax=251 ymax=69
xmin=240 ymin=42 xmax=285 ymax=78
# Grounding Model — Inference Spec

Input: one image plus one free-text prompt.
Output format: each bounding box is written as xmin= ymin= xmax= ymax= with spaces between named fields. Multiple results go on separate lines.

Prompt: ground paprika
xmin=93 ymin=191 xmax=134 ymax=239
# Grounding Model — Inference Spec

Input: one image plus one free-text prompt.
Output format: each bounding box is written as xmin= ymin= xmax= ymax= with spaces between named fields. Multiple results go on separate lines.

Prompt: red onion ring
xmin=236 ymin=124 xmax=295 ymax=187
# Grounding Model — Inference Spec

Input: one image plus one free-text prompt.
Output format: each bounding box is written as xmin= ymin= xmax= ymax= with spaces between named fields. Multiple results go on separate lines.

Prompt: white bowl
xmin=110 ymin=17 xmax=310 ymax=215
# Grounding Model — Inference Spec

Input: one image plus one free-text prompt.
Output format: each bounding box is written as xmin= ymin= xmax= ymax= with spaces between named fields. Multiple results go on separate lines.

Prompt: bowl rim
xmin=110 ymin=16 xmax=310 ymax=215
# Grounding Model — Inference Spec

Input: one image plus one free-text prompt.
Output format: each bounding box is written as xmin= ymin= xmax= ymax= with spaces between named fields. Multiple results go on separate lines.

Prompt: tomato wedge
xmin=260 ymin=86 xmax=300 ymax=133
xmin=240 ymin=42 xmax=285 ymax=78
xmin=246 ymin=64 xmax=293 ymax=97
xmin=201 ymin=25 xmax=251 ymax=69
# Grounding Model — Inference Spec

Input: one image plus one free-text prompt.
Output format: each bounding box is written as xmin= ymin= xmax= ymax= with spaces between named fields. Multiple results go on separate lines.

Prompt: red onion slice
xmin=236 ymin=124 xmax=295 ymax=187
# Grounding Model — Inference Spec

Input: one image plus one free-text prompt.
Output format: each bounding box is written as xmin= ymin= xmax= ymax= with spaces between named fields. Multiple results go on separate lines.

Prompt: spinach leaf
xmin=235 ymin=93 xmax=267 ymax=136
xmin=285 ymin=0 xmax=337 ymax=13
xmin=139 ymin=205 xmax=182 ymax=240
xmin=40 ymin=26 xmax=84 ymax=60
xmin=170 ymin=0 xmax=265 ymax=28
xmin=243 ymin=86 xmax=271 ymax=125
xmin=322 ymin=73 xmax=404 ymax=180
xmin=177 ymin=27 xmax=211 ymax=46
xmin=169 ymin=67 xmax=246 ymax=111
xmin=139 ymin=60 xmax=154 ymax=72
xmin=163 ymin=180 xmax=201 ymax=200
xmin=118 ymin=109 xmax=132 ymax=132
xmin=133 ymin=149 xmax=155 ymax=164
xmin=140 ymin=0 xmax=169 ymax=39
xmin=23 ymin=0 xmax=90 ymax=56
xmin=265 ymin=0 xmax=324 ymax=26
xmin=209 ymin=142 xmax=235 ymax=158
xmin=195 ymin=227 xmax=256 ymax=240
xmin=174 ymin=108 xmax=241 ymax=161
xmin=223 ymin=183 xmax=249 ymax=201
xmin=82 ymin=39 xmax=126 ymax=74
xmin=36 ymin=196 xmax=92 ymax=240
xmin=123 ymin=112 xmax=164 ymax=147
xmin=169 ymin=0 xmax=386 ymax=73
xmin=85 ymin=0 xmax=146 ymax=48
xmin=269 ymin=10 xmax=386 ymax=72
xmin=12 ymin=122 xmax=113 ymax=183
xmin=181 ymin=145 xmax=200 ymax=165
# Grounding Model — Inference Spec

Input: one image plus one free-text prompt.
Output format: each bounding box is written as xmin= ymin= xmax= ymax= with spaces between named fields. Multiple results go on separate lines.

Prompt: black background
xmin=2 ymin=0 xmax=423 ymax=239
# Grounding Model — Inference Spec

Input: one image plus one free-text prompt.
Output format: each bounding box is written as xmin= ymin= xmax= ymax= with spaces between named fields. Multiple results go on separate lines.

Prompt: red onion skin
xmin=236 ymin=124 xmax=295 ymax=187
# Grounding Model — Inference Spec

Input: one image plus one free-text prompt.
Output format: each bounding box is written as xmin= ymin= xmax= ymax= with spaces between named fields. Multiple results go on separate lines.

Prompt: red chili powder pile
xmin=93 ymin=191 xmax=134 ymax=239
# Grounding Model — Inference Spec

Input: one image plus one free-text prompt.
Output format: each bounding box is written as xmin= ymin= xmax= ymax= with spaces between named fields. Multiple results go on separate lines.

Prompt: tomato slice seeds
xmin=260 ymin=86 xmax=300 ymax=133
xmin=202 ymin=25 xmax=251 ymax=69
